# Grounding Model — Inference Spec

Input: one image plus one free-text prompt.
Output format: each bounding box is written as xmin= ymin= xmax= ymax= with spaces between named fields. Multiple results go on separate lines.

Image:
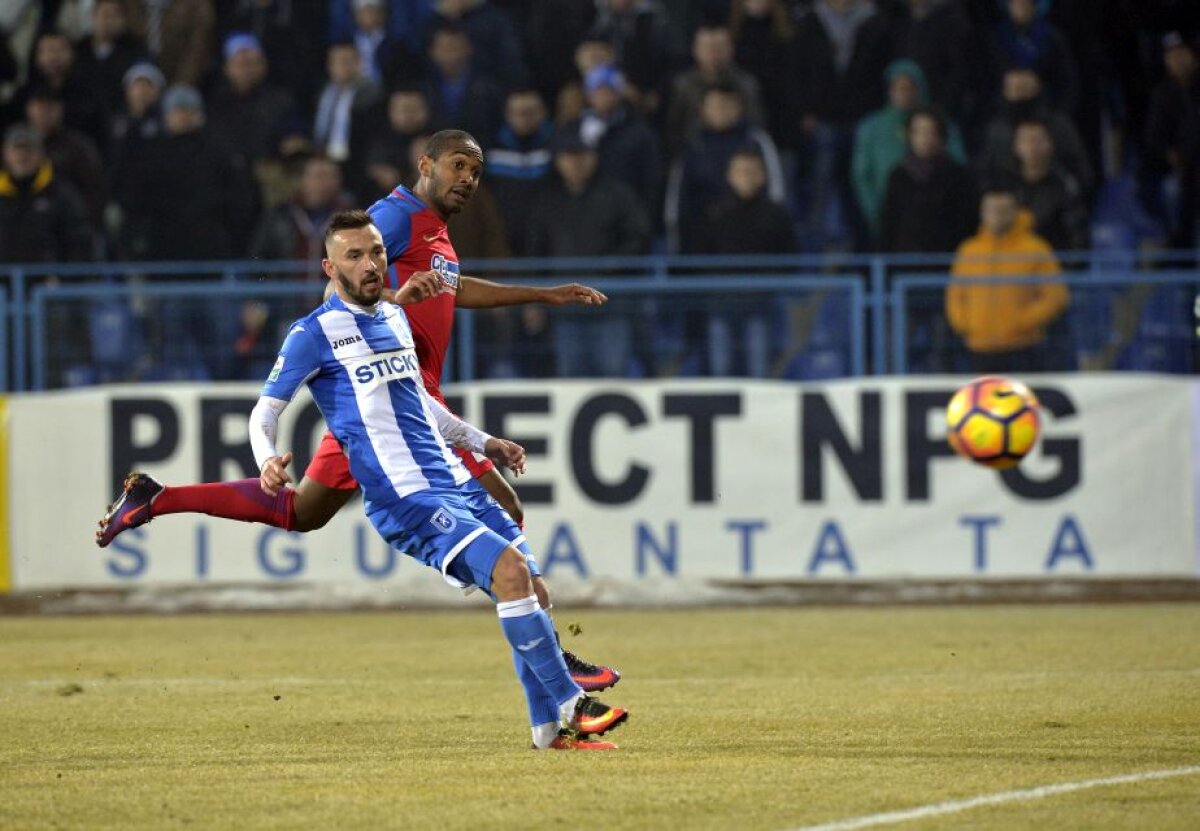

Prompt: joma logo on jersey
xmin=430 ymin=253 xmax=460 ymax=290
xmin=332 ymin=335 xmax=363 ymax=349
xmin=352 ymin=350 xmax=420 ymax=383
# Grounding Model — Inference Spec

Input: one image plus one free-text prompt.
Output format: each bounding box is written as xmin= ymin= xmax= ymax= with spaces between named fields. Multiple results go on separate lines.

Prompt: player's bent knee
xmin=490 ymin=547 xmax=533 ymax=601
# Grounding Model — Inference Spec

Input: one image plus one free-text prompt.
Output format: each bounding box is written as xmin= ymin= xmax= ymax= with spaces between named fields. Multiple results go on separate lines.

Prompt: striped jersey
xmin=262 ymin=293 xmax=470 ymax=510
xmin=367 ymin=185 xmax=459 ymax=395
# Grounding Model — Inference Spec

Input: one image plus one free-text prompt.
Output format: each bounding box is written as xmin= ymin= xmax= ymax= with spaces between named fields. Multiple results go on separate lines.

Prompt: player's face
xmin=325 ymin=224 xmax=387 ymax=306
xmin=420 ymin=143 xmax=483 ymax=217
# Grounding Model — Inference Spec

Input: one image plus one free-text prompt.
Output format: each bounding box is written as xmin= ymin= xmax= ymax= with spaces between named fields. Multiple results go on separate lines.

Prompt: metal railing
xmin=1 ymin=250 xmax=1196 ymax=390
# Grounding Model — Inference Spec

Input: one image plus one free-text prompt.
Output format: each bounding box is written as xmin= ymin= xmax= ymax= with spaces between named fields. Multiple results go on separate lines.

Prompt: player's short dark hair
xmin=424 ymin=129 xmax=481 ymax=160
xmin=323 ymin=209 xmax=374 ymax=251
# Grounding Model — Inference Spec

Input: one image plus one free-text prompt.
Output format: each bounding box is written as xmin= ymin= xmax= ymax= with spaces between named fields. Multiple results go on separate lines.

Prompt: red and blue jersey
xmin=367 ymin=185 xmax=460 ymax=396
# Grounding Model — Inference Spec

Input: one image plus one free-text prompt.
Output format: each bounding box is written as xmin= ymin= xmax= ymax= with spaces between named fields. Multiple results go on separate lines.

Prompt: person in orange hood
xmin=946 ymin=183 xmax=1068 ymax=373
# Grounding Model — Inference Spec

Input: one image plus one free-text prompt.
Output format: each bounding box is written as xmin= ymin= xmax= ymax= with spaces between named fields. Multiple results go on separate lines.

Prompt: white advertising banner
xmin=6 ymin=375 xmax=1197 ymax=592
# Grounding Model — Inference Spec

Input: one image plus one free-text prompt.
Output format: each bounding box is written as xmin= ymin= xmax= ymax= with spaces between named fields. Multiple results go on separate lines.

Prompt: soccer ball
xmin=946 ymin=376 xmax=1041 ymax=470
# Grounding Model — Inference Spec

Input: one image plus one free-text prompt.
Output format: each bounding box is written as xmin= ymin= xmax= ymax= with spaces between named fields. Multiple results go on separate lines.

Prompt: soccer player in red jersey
xmin=97 ymin=130 xmax=620 ymax=696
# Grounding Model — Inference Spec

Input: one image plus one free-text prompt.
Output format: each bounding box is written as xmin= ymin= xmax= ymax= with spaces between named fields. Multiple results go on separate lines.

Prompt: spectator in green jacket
xmin=851 ymin=58 xmax=965 ymax=245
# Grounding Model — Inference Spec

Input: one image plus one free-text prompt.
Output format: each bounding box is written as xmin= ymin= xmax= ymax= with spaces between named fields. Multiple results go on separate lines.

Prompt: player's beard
xmin=336 ymin=266 xmax=382 ymax=307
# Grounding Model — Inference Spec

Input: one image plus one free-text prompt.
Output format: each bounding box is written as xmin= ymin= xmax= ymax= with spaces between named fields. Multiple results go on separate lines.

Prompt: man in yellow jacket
xmin=946 ymin=185 xmax=1069 ymax=372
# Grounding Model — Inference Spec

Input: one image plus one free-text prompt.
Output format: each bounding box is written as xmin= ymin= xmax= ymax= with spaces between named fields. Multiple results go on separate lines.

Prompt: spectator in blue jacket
xmin=487 ymin=87 xmax=555 ymax=256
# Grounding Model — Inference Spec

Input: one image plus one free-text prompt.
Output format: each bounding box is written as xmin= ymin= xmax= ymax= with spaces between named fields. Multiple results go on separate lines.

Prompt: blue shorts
xmin=367 ymin=488 xmax=511 ymax=592
xmin=456 ymin=478 xmax=541 ymax=579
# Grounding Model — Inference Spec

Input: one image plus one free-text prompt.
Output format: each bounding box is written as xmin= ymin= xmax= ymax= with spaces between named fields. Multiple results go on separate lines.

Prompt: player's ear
xmin=321 ymin=258 xmax=336 ymax=280
xmin=418 ymin=153 xmax=432 ymax=178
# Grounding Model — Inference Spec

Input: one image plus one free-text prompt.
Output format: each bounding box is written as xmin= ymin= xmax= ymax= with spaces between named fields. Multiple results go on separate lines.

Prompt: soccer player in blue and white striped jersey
xmin=247 ymin=209 xmax=628 ymax=750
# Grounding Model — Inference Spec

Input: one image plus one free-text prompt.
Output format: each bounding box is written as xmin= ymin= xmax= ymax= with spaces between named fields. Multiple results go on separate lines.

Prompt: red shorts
xmin=304 ymin=417 xmax=496 ymax=491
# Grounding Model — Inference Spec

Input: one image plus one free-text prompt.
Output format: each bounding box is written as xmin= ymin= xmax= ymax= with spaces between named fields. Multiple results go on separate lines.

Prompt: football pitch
xmin=1 ymin=605 xmax=1197 ymax=830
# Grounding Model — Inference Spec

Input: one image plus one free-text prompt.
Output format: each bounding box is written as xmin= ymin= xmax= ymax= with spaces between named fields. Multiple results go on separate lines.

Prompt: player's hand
xmin=389 ymin=270 xmax=443 ymax=305
xmin=484 ymin=438 xmax=526 ymax=477
xmin=260 ymin=452 xmax=293 ymax=496
xmin=546 ymin=283 xmax=607 ymax=306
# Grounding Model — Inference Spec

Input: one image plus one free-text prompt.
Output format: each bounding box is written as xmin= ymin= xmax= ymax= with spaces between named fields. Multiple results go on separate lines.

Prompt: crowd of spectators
xmin=0 ymin=0 xmax=1197 ymax=382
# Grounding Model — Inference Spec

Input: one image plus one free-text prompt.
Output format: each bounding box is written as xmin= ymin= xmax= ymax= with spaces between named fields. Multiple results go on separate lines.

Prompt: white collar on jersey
xmin=331 ymin=292 xmax=379 ymax=317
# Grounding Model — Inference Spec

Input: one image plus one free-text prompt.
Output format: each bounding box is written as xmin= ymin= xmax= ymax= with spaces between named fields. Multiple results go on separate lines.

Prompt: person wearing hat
xmin=111 ymin=83 xmax=255 ymax=264
xmin=1145 ymin=32 xmax=1200 ymax=246
xmin=559 ymin=63 xmax=664 ymax=224
xmin=106 ymin=62 xmax=166 ymax=170
xmin=110 ymin=82 xmax=256 ymax=377
xmin=0 ymin=123 xmax=92 ymax=265
xmin=206 ymin=32 xmax=298 ymax=169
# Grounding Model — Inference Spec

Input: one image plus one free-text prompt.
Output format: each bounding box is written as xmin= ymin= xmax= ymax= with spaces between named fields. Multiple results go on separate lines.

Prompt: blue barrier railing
xmin=26 ymin=273 xmax=866 ymax=390
xmin=2 ymin=251 xmax=1196 ymax=390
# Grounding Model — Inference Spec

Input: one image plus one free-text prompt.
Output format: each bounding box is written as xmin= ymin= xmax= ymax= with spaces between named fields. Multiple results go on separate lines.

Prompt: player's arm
xmin=381 ymin=271 xmax=443 ymax=306
xmin=418 ymin=386 xmax=526 ymax=476
xmin=249 ymin=325 xmax=322 ymax=495
xmin=249 ymin=397 xmax=293 ymax=496
xmin=455 ymin=275 xmax=607 ymax=309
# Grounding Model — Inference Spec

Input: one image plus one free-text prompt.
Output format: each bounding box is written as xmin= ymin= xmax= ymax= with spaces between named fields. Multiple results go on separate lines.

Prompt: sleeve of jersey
xmin=262 ymin=324 xmax=322 ymax=402
xmin=420 ymin=384 xmax=492 ymax=454
xmin=368 ymin=197 xmax=413 ymax=263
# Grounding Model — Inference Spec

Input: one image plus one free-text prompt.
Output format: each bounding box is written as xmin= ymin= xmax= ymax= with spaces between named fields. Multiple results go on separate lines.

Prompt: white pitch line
xmin=792 ymin=766 xmax=1200 ymax=831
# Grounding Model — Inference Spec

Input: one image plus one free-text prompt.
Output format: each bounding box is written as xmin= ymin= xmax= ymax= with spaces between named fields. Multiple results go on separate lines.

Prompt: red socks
xmin=151 ymin=479 xmax=297 ymax=531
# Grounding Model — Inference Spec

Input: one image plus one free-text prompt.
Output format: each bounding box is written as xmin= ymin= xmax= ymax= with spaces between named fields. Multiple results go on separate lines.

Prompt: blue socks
xmin=496 ymin=595 xmax=580 ymax=707
xmin=511 ymin=645 xmax=559 ymax=727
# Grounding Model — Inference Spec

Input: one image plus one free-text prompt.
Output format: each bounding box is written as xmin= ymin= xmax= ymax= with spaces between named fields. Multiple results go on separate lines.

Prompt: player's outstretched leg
xmin=95 ymin=473 xmax=297 ymax=547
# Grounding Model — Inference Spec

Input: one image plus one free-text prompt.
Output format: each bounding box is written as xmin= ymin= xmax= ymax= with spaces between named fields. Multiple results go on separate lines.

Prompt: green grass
xmin=1 ymin=606 xmax=1198 ymax=830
